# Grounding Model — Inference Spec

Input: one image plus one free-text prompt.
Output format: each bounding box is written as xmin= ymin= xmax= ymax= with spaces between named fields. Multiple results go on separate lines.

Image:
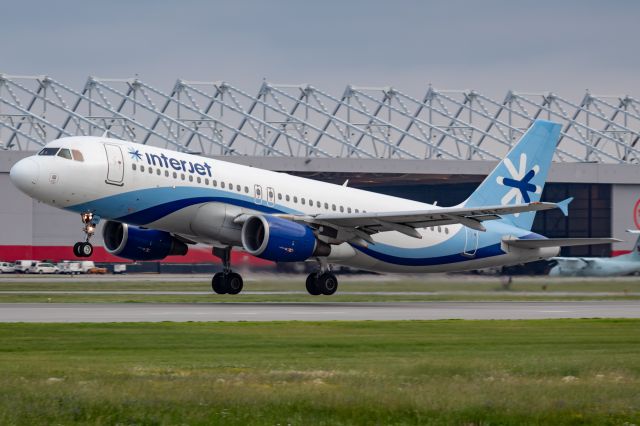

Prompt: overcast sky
xmin=2 ymin=0 xmax=638 ymax=99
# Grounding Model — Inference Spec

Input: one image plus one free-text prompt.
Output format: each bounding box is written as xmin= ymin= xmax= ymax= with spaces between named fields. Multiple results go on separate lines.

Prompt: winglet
xmin=556 ymin=197 xmax=573 ymax=217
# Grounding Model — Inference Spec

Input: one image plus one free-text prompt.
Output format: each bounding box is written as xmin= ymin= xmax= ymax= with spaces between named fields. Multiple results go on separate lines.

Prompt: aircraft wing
xmin=274 ymin=201 xmax=564 ymax=244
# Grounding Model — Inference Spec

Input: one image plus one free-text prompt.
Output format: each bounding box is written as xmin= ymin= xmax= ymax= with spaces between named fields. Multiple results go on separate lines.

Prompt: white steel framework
xmin=1 ymin=74 xmax=639 ymax=163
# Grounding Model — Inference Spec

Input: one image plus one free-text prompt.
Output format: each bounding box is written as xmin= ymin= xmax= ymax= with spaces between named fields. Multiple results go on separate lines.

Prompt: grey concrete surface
xmin=0 ymin=301 xmax=638 ymax=322
xmin=0 ymin=290 xmax=639 ymax=296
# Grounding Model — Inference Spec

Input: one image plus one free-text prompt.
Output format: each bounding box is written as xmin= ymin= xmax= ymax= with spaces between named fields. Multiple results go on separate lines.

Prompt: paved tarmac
xmin=0 ymin=290 xmax=638 ymax=296
xmin=0 ymin=301 xmax=638 ymax=322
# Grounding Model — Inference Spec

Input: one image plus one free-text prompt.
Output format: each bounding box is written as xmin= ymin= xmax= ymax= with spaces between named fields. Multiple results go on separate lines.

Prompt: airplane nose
xmin=10 ymin=158 xmax=40 ymax=193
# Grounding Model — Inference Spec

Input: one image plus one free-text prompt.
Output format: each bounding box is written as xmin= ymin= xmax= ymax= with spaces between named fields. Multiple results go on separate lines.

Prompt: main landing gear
xmin=305 ymin=262 xmax=338 ymax=296
xmin=73 ymin=212 xmax=98 ymax=258
xmin=211 ymin=247 xmax=244 ymax=295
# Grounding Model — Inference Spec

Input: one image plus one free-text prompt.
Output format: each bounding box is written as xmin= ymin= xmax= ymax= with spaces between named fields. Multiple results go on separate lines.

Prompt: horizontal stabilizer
xmin=504 ymin=237 xmax=621 ymax=249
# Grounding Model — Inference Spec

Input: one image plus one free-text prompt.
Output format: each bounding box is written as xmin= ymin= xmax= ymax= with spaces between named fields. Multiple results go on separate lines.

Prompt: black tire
xmin=305 ymin=273 xmax=321 ymax=296
xmin=73 ymin=242 xmax=82 ymax=257
xmin=211 ymin=273 xmax=227 ymax=294
xmin=316 ymin=273 xmax=338 ymax=295
xmin=227 ymin=273 xmax=243 ymax=295
xmin=80 ymin=243 xmax=93 ymax=257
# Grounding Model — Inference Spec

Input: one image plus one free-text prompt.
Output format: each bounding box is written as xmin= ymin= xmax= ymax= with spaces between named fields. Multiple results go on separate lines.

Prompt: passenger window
xmin=324 ymin=202 xmax=328 ymax=209
xmin=286 ymin=195 xmax=290 ymax=202
xmin=197 ymin=177 xmax=201 ymax=183
xmin=221 ymin=182 xmax=225 ymax=188
xmin=332 ymin=204 xmax=336 ymax=211
xmin=245 ymin=186 xmax=249 ymax=193
xmin=293 ymin=196 xmax=298 ymax=203
xmin=309 ymin=199 xmax=313 ymax=206
xmin=278 ymin=193 xmax=282 ymax=200
xmin=165 ymin=170 xmax=169 ymax=177
xmin=438 ymin=226 xmax=441 ymax=233
xmin=347 ymin=207 xmax=352 ymax=213
xmin=213 ymin=180 xmax=217 ymax=187
xmin=141 ymin=166 xmax=145 ymax=172
xmin=301 ymin=198 xmax=306 ymax=205
xmin=57 ymin=149 xmax=72 ymax=160
xmin=205 ymin=178 xmax=210 ymax=185
xmin=355 ymin=209 xmax=359 ymax=213
xmin=445 ymin=227 xmax=449 ymax=235
xmin=156 ymin=169 xmax=161 ymax=176
xmin=149 ymin=167 xmax=153 ymax=174
xmin=237 ymin=185 xmax=241 ymax=192
xmin=189 ymin=175 xmax=193 ymax=182
xmin=132 ymin=164 xmax=137 ymax=171
xmin=71 ymin=149 xmax=84 ymax=161
xmin=173 ymin=172 xmax=177 ymax=178
xmin=340 ymin=206 xmax=344 ymax=212
xmin=38 ymin=147 xmax=59 ymax=156
xmin=181 ymin=173 xmax=185 ymax=180
xmin=317 ymin=201 xmax=321 ymax=208
xmin=228 ymin=182 xmax=232 ymax=189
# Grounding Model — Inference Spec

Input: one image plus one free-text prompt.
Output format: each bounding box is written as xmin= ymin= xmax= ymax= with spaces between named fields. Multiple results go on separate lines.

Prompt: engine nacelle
xmin=102 ymin=221 xmax=188 ymax=261
xmin=241 ymin=215 xmax=330 ymax=262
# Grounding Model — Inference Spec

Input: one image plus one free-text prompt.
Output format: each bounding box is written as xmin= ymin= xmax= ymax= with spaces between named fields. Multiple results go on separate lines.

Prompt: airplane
xmin=9 ymin=119 xmax=619 ymax=295
xmin=549 ymin=230 xmax=640 ymax=277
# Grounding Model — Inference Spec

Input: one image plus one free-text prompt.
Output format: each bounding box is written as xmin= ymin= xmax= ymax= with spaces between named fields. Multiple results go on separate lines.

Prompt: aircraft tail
xmin=626 ymin=230 xmax=640 ymax=260
xmin=463 ymin=119 xmax=562 ymax=231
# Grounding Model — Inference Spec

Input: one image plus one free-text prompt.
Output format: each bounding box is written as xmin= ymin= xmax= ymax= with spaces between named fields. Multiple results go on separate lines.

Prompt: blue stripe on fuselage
xmin=353 ymin=242 xmax=505 ymax=266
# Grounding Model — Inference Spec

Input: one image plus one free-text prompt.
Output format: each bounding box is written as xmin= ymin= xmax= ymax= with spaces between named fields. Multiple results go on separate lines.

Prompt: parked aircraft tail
xmin=463 ymin=119 xmax=562 ymax=230
xmin=626 ymin=230 xmax=640 ymax=259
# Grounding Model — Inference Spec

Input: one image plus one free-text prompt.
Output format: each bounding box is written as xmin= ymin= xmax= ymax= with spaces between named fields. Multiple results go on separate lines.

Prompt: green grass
xmin=0 ymin=320 xmax=639 ymax=425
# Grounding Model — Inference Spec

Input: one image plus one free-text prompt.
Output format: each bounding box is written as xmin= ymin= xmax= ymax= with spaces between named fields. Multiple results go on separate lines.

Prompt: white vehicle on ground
xmin=14 ymin=260 xmax=37 ymax=273
xmin=28 ymin=262 xmax=59 ymax=274
xmin=57 ymin=260 xmax=96 ymax=274
xmin=0 ymin=262 xmax=16 ymax=273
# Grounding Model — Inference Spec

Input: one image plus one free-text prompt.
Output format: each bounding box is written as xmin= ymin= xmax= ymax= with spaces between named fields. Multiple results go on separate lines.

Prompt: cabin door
xmin=463 ymin=227 xmax=479 ymax=257
xmin=103 ymin=144 xmax=124 ymax=186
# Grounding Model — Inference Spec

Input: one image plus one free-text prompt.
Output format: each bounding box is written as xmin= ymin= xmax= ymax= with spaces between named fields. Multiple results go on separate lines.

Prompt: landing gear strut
xmin=74 ymin=212 xmax=98 ymax=258
xmin=305 ymin=261 xmax=338 ymax=296
xmin=211 ymin=247 xmax=244 ymax=295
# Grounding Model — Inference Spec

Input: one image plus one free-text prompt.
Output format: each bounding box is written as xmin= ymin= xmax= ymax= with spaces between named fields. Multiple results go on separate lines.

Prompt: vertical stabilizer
xmin=463 ymin=120 xmax=562 ymax=230
xmin=625 ymin=230 xmax=640 ymax=260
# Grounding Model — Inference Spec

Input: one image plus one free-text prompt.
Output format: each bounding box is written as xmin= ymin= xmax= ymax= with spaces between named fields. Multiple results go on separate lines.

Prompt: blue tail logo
xmin=496 ymin=153 xmax=541 ymax=211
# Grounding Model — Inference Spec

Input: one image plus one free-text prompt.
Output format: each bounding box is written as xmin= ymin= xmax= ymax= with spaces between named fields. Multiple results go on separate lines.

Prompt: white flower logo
xmin=496 ymin=153 xmax=541 ymax=215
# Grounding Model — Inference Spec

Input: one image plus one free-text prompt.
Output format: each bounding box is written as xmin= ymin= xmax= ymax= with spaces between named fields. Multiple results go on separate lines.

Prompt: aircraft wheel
xmin=80 ymin=242 xmax=93 ymax=257
xmin=305 ymin=273 xmax=321 ymax=295
xmin=73 ymin=242 xmax=82 ymax=257
xmin=316 ymin=273 xmax=338 ymax=295
xmin=227 ymin=273 xmax=243 ymax=295
xmin=211 ymin=272 xmax=227 ymax=294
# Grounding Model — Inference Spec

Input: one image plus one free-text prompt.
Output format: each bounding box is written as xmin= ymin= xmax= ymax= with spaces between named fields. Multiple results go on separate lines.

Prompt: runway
xmin=1 ymin=301 xmax=638 ymax=322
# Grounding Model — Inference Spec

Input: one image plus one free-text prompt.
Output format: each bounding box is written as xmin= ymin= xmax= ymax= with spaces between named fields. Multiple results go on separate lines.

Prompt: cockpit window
xmin=71 ymin=149 xmax=84 ymax=162
xmin=57 ymin=148 xmax=73 ymax=160
xmin=38 ymin=147 xmax=59 ymax=156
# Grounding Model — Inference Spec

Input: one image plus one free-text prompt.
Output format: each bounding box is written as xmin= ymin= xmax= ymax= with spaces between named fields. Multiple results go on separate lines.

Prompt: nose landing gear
xmin=211 ymin=247 xmax=244 ymax=295
xmin=74 ymin=212 xmax=99 ymax=258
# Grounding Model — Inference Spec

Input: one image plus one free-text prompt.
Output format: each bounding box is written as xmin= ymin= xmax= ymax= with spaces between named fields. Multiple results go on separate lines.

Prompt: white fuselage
xmin=9 ymin=136 xmax=558 ymax=272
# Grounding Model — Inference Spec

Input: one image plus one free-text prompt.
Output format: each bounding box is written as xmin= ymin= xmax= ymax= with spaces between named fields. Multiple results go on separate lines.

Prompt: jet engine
xmin=102 ymin=221 xmax=188 ymax=261
xmin=241 ymin=215 xmax=330 ymax=262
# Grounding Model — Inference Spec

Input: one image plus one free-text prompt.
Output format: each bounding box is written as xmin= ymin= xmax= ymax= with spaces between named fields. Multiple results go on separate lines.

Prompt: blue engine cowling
xmin=102 ymin=221 xmax=188 ymax=261
xmin=241 ymin=215 xmax=330 ymax=262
